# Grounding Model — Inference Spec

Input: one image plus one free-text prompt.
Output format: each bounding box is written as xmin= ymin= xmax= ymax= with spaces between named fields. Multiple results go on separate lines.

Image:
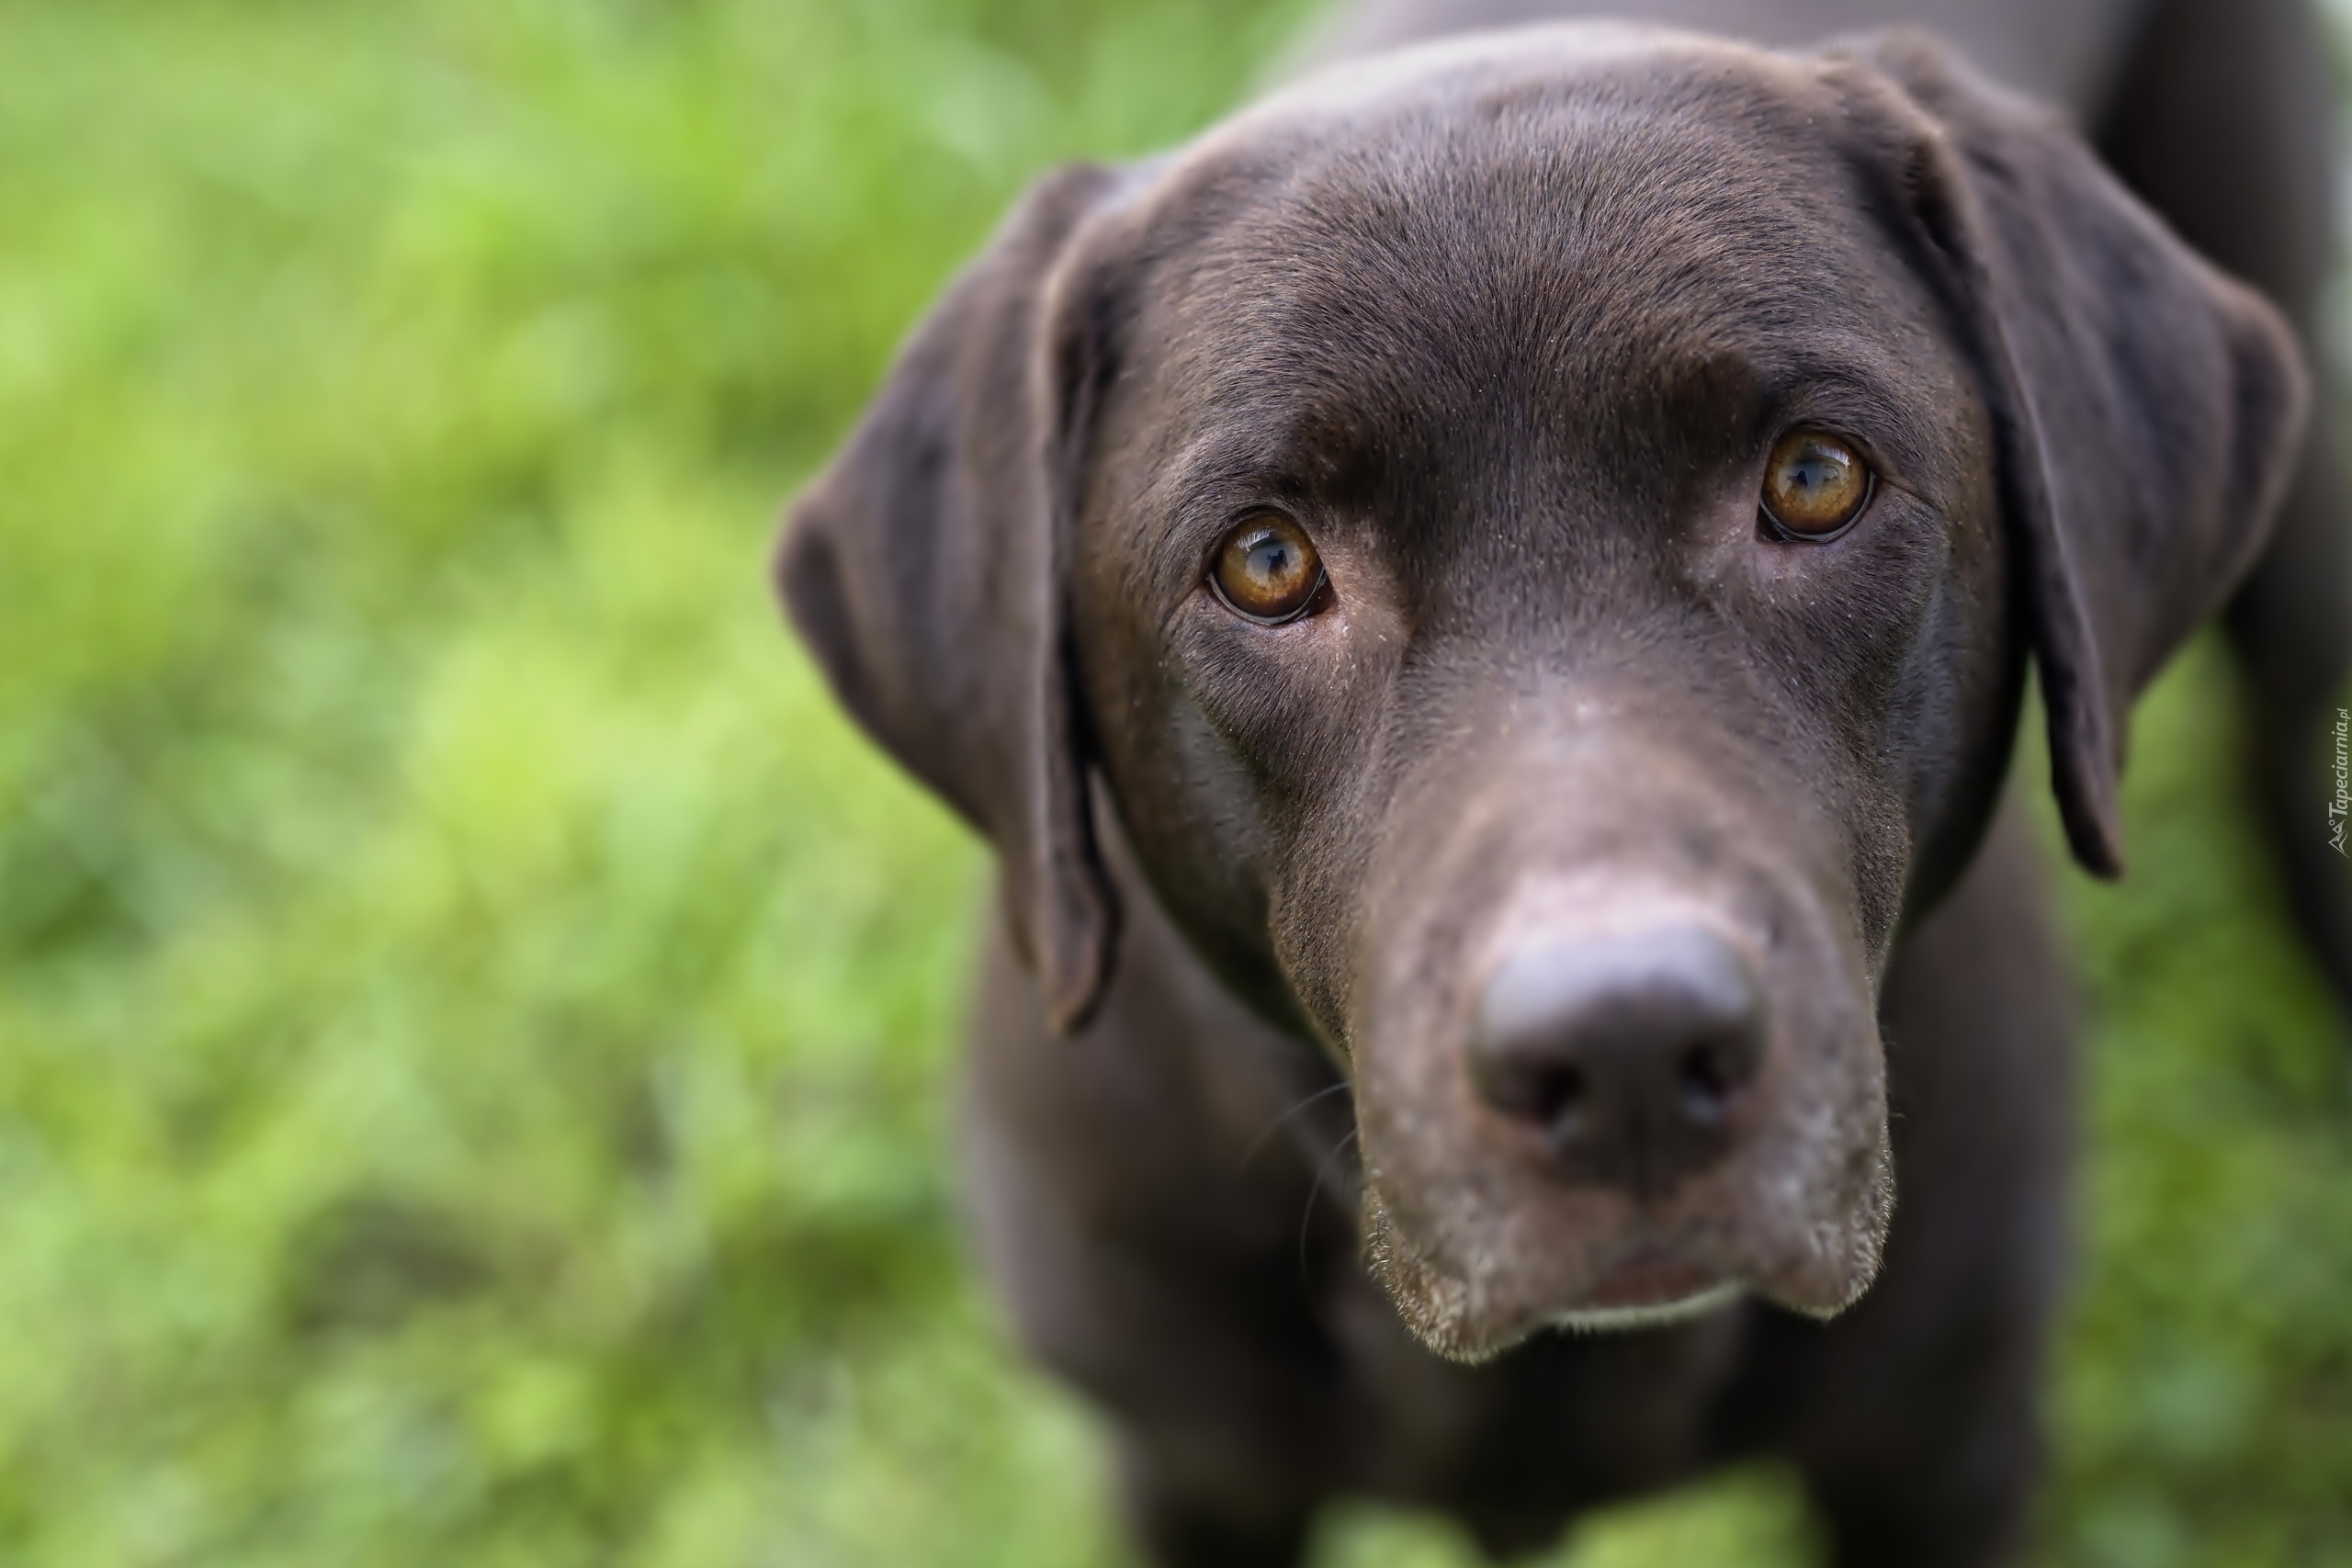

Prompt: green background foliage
xmin=0 ymin=1 xmax=2346 ymax=1562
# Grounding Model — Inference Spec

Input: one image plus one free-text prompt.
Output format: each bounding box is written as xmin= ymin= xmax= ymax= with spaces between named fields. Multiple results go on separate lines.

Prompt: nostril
xmin=1467 ymin=1051 xmax=1588 ymax=1128
xmin=1532 ymin=1064 xmax=1586 ymax=1129
xmin=1676 ymin=1039 xmax=1736 ymax=1124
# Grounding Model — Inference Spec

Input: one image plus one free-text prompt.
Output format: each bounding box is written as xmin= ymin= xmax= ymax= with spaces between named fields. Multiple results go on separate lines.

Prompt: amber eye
xmin=1760 ymin=428 xmax=1872 ymax=539
xmin=1210 ymin=512 xmax=1325 ymax=624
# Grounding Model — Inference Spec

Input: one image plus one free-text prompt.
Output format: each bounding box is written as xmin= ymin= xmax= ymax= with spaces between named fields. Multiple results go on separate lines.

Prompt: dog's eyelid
xmin=1760 ymin=417 xmax=1878 ymax=463
xmin=1770 ymin=421 xmax=1937 ymax=507
xmin=1753 ymin=470 xmax=1949 ymax=548
xmin=1754 ymin=370 xmax=1933 ymax=479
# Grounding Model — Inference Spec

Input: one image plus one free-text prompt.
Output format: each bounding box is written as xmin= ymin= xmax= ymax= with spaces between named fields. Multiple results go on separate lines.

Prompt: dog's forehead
xmin=1115 ymin=28 xmax=1927 ymax=445
xmin=1221 ymin=21 xmax=1811 ymax=140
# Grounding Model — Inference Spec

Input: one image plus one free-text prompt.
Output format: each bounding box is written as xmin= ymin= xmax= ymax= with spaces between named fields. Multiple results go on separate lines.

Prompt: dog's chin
xmin=1360 ymin=1172 xmax=1892 ymax=1364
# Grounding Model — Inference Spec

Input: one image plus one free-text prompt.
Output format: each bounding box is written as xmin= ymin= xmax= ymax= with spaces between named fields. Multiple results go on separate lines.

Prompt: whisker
xmin=1238 ymin=1078 xmax=1351 ymax=1173
xmin=1297 ymin=1125 xmax=1361 ymax=1287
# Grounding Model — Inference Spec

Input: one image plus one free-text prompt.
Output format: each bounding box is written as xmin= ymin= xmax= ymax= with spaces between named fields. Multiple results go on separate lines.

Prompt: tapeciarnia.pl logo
xmin=2332 ymin=708 xmax=2349 ymax=857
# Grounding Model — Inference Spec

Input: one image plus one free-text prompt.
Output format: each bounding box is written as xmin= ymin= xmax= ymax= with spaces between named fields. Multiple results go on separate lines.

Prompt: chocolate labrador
xmin=777 ymin=1 xmax=2342 ymax=1562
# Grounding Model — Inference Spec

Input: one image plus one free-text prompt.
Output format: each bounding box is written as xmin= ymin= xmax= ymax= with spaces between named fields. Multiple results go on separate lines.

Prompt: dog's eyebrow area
xmin=1086 ymin=139 xmax=1980 ymax=606
xmin=1111 ymin=310 xmax=1966 ymax=619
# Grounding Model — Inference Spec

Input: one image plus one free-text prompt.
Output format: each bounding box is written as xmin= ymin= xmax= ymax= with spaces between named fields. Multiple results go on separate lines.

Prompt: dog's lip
xmin=1576 ymin=1238 xmax=1728 ymax=1311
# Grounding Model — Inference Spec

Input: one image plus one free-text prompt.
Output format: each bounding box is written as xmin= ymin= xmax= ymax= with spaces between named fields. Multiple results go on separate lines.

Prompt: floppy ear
xmin=777 ymin=164 xmax=1130 ymax=1032
xmin=1829 ymin=33 xmax=2309 ymax=876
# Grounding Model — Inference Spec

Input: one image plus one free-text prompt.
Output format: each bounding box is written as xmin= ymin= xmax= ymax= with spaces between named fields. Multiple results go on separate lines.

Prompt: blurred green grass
xmin=0 ymin=1 xmax=2347 ymax=1563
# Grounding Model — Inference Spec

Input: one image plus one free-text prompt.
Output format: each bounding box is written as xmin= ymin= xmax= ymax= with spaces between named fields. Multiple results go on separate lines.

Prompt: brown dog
xmin=779 ymin=5 xmax=2334 ymax=1562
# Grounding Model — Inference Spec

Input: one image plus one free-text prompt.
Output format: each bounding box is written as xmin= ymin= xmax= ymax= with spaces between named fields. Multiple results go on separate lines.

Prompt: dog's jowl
xmin=781 ymin=6 xmax=2335 ymax=1563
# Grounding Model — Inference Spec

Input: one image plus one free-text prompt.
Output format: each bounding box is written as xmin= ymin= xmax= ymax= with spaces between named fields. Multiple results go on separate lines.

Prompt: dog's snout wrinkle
xmin=1467 ymin=924 xmax=1766 ymax=1197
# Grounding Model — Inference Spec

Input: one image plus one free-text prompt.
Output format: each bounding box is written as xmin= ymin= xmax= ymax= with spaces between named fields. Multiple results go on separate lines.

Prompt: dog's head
xmin=780 ymin=28 xmax=2304 ymax=1360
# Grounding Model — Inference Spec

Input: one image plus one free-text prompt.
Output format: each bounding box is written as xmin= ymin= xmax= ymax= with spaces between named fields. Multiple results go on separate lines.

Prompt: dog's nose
xmin=1468 ymin=925 xmax=1766 ymax=1194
